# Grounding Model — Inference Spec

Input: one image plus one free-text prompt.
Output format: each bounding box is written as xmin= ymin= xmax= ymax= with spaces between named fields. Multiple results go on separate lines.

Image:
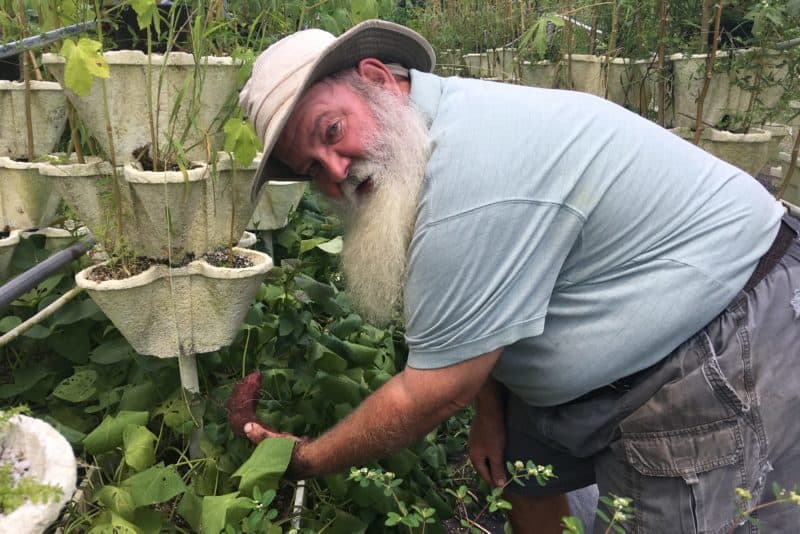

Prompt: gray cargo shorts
xmin=504 ymin=212 xmax=800 ymax=533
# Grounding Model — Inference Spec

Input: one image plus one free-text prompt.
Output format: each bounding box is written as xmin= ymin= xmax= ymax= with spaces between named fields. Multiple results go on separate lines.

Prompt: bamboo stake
xmin=692 ymin=0 xmax=724 ymax=145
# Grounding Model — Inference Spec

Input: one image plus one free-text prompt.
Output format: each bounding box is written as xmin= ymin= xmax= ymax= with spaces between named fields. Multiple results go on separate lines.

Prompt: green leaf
xmin=95 ymin=486 xmax=136 ymax=521
xmin=177 ymin=487 xmax=202 ymax=532
xmin=223 ymin=118 xmax=262 ymax=166
xmin=328 ymin=509 xmax=367 ymax=534
xmin=123 ymin=425 xmax=157 ymax=472
xmin=53 ymin=369 xmax=98 ymax=402
xmin=351 ymin=0 xmax=378 ymax=23
xmin=316 ymin=236 xmax=343 ymax=254
xmin=51 ymin=297 xmax=100 ymax=326
xmin=317 ymin=374 xmax=362 ymax=406
xmin=309 ymin=341 xmax=348 ymax=374
xmin=118 ymin=382 xmax=158 ymax=412
xmin=0 ymin=366 xmax=49 ymax=398
xmin=232 ymin=438 xmax=295 ymax=495
xmin=200 ymin=492 xmax=254 ymax=534
xmin=90 ymin=337 xmax=134 ymax=364
xmin=0 ymin=315 xmax=21 ymax=332
xmin=83 ymin=411 xmax=149 ymax=455
xmin=60 ymin=38 xmax=109 ymax=96
xmin=121 ymin=464 xmax=187 ymax=507
xmin=129 ymin=0 xmax=158 ymax=31
xmin=342 ymin=341 xmax=379 ymax=366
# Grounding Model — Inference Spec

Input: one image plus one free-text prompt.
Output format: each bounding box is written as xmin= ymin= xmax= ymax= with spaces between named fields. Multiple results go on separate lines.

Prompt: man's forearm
xmin=287 ymin=350 xmax=503 ymax=480
xmin=288 ymin=371 xmax=461 ymax=479
xmin=474 ymin=375 xmax=505 ymax=417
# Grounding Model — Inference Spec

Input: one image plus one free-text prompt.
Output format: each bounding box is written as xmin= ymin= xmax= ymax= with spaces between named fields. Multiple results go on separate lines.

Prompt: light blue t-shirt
xmin=404 ymin=70 xmax=784 ymax=407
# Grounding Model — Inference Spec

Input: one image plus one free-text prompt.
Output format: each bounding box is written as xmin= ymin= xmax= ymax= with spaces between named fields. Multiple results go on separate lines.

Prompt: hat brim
xmin=250 ymin=20 xmax=435 ymax=202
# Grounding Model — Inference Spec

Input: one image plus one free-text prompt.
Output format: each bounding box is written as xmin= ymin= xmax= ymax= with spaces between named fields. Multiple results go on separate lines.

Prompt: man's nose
xmin=320 ymin=151 xmax=350 ymax=183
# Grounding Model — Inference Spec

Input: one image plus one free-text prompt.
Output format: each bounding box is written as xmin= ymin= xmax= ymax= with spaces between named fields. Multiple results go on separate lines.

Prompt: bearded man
xmin=235 ymin=20 xmax=800 ymax=533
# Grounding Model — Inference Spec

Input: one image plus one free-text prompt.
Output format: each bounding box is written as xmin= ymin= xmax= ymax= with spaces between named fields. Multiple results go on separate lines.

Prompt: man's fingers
xmin=244 ymin=422 xmax=276 ymax=444
xmin=488 ymin=454 xmax=507 ymax=487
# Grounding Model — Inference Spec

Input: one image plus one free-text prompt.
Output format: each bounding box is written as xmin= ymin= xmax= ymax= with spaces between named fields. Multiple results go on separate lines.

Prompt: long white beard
xmin=326 ymin=85 xmax=431 ymax=325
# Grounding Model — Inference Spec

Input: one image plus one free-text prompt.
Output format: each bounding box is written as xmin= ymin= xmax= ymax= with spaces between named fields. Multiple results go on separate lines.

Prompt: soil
xmin=87 ymin=256 xmax=169 ymax=282
xmin=131 ymin=144 xmax=188 ymax=172
xmin=202 ymin=248 xmax=254 ymax=269
xmin=443 ymin=455 xmax=509 ymax=534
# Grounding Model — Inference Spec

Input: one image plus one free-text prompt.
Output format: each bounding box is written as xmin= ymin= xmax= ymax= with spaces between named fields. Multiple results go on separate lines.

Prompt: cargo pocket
xmin=623 ymin=417 xmax=745 ymax=533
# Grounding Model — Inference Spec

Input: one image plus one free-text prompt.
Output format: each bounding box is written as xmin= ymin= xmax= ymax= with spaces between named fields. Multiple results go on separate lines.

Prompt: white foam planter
xmin=0 ymin=229 xmax=21 ymax=280
xmin=38 ymin=156 xmax=117 ymax=234
xmin=778 ymin=152 xmax=800 ymax=206
xmin=42 ymin=51 xmax=241 ymax=163
xmin=124 ymin=158 xmax=256 ymax=258
xmin=671 ymin=126 xmax=771 ymax=176
xmin=518 ymin=59 xmax=560 ymax=88
xmin=248 ymin=163 xmax=306 ymax=231
xmin=206 ymin=153 xmax=258 ymax=245
xmin=670 ymin=50 xmax=789 ymax=129
xmin=75 ymin=247 xmax=272 ymax=357
xmin=0 ymin=158 xmax=61 ymax=230
xmin=21 ymin=226 xmax=91 ymax=252
xmin=124 ymin=162 xmax=209 ymax=258
xmin=0 ymin=81 xmax=67 ymax=159
xmin=762 ymin=123 xmax=791 ymax=158
xmin=0 ymin=415 xmax=77 ymax=534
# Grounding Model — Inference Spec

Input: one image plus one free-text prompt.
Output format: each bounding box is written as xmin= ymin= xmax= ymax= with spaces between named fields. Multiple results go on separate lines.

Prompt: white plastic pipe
xmin=0 ymin=286 xmax=83 ymax=347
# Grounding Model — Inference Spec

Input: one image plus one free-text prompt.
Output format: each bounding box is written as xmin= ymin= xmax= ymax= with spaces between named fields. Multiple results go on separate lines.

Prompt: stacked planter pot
xmin=0 ymin=81 xmax=68 ymax=272
xmin=670 ymin=49 xmax=789 ymax=130
xmin=40 ymin=50 xmax=274 ymax=358
xmin=42 ymin=50 xmax=239 ymax=163
xmin=670 ymin=126 xmax=771 ymax=176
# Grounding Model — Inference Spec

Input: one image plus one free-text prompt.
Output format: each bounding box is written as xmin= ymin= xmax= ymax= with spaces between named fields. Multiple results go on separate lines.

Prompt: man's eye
xmin=325 ymin=121 xmax=342 ymax=143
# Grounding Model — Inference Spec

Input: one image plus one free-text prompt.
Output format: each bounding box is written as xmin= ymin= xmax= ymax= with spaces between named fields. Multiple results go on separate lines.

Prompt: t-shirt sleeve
xmin=403 ymin=201 xmax=584 ymax=369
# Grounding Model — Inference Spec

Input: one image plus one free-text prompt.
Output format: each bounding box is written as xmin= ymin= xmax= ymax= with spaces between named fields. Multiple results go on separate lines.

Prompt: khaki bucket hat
xmin=239 ymin=19 xmax=435 ymax=201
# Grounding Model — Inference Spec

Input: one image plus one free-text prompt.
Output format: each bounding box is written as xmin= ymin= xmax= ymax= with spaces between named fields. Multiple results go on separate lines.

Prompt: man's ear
xmin=356 ymin=58 xmax=402 ymax=92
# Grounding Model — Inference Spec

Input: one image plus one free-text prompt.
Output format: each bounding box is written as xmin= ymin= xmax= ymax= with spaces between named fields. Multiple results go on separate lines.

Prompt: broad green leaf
xmin=342 ymin=341 xmax=379 ymax=366
xmin=232 ymin=438 xmax=294 ymax=495
xmin=383 ymin=448 xmax=419 ymax=477
xmin=118 ymin=382 xmax=158 ymax=412
xmin=155 ymin=395 xmax=193 ymax=432
xmin=41 ymin=415 xmax=86 ymax=446
xmin=109 ymin=512 xmax=142 ymax=533
xmin=121 ymin=464 xmax=187 ymax=507
xmin=23 ymin=324 xmax=52 ymax=339
xmin=351 ymin=0 xmax=378 ymax=23
xmin=48 ymin=327 xmax=91 ymax=363
xmin=90 ymin=337 xmax=134 ymax=364
xmin=123 ymin=425 xmax=157 ymax=472
xmin=200 ymin=492 xmax=254 ymax=534
xmin=177 ymin=487 xmax=202 ymax=532
xmin=83 ymin=411 xmax=149 ymax=455
xmin=129 ymin=0 xmax=158 ymax=31
xmin=327 ymin=509 xmax=367 ymax=534
xmin=316 ymin=236 xmax=343 ymax=254
xmin=0 ymin=316 xmax=21 ymax=332
xmin=95 ymin=485 xmax=136 ymax=521
xmin=51 ymin=297 xmax=100 ymax=326
xmin=0 ymin=366 xmax=49 ymax=398
xmin=329 ymin=314 xmax=363 ymax=339
xmin=299 ymin=237 xmax=328 ymax=254
xmin=223 ymin=118 xmax=262 ymax=166
xmin=53 ymin=369 xmax=98 ymax=402
xmin=317 ymin=374 xmax=362 ymax=406
xmin=60 ymin=38 xmax=109 ymax=96
xmin=309 ymin=341 xmax=348 ymax=374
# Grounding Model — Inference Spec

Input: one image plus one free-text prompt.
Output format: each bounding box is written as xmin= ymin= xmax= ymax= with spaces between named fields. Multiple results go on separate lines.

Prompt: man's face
xmin=273 ymin=72 xmax=431 ymax=325
xmin=273 ymin=80 xmax=379 ymax=200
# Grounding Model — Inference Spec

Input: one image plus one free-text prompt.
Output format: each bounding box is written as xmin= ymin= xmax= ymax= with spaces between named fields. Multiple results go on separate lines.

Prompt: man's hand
xmin=243 ymin=421 xmax=301 ymax=444
xmin=468 ymin=377 xmax=508 ymax=487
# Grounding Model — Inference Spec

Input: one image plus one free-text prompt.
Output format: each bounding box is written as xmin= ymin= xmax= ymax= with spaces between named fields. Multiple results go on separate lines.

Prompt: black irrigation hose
xmin=0 ymin=21 xmax=97 ymax=60
xmin=0 ymin=236 xmax=95 ymax=310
